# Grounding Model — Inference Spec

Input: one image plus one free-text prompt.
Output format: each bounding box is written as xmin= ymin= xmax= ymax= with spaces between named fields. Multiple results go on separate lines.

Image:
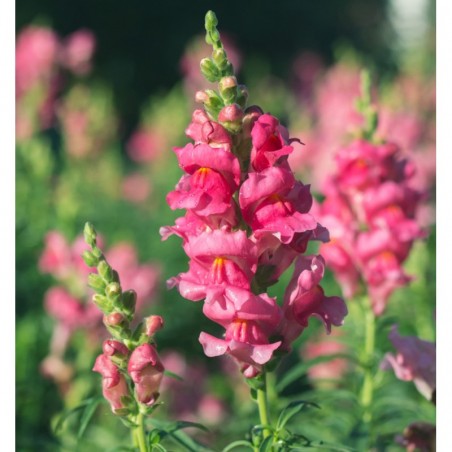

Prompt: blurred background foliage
xmin=16 ymin=0 xmax=435 ymax=451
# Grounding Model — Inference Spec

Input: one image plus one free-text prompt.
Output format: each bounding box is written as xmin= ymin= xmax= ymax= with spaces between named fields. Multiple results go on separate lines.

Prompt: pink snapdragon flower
xmin=250 ymin=114 xmax=297 ymax=171
xmin=127 ymin=127 xmax=167 ymax=163
xmin=381 ymin=325 xmax=436 ymax=402
xmin=128 ymin=344 xmax=165 ymax=406
xmin=93 ymin=354 xmax=130 ymax=413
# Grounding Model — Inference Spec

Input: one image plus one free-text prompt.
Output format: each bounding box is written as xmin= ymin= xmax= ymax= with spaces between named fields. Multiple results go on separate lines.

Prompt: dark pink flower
xmin=169 ymin=230 xmax=258 ymax=301
xmin=93 ymin=354 xmax=130 ymax=413
xmin=128 ymin=344 xmax=165 ymax=405
xmin=381 ymin=325 xmax=436 ymax=401
xmin=240 ymin=166 xmax=318 ymax=244
xmin=250 ymin=114 xmax=296 ymax=171
xmin=167 ymin=143 xmax=240 ymax=217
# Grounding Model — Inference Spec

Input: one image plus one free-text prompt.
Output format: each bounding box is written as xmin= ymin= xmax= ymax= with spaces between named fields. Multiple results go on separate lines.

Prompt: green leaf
xmin=53 ymin=397 xmax=98 ymax=435
xmin=259 ymin=435 xmax=274 ymax=452
xmin=163 ymin=370 xmax=184 ymax=382
xmin=276 ymin=400 xmax=320 ymax=431
xmin=276 ymin=354 xmax=353 ymax=393
xmin=150 ymin=444 xmax=167 ymax=452
xmin=222 ymin=440 xmax=254 ymax=451
xmin=77 ymin=396 xmax=103 ymax=439
xmin=169 ymin=420 xmax=209 ymax=433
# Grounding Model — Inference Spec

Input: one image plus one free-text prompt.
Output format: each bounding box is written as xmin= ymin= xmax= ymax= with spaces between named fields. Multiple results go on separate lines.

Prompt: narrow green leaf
xmin=77 ymin=396 xmax=103 ymax=439
xmin=163 ymin=370 xmax=184 ymax=382
xmin=276 ymin=400 xmax=320 ymax=431
xmin=222 ymin=440 xmax=254 ymax=451
xmin=276 ymin=354 xmax=353 ymax=393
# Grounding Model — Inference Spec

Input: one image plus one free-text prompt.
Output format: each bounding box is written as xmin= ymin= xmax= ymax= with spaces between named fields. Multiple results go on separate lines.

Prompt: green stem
xmin=360 ymin=300 xmax=376 ymax=425
xmin=256 ymin=372 xmax=271 ymax=440
xmin=133 ymin=412 xmax=148 ymax=452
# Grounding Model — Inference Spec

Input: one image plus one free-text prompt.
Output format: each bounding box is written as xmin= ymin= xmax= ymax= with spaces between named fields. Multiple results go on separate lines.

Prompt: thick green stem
xmin=132 ymin=412 xmax=147 ymax=452
xmin=360 ymin=301 xmax=376 ymax=425
xmin=256 ymin=372 xmax=271 ymax=440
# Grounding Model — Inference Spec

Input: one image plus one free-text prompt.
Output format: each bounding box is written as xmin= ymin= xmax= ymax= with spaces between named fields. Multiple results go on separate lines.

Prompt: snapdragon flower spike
xmin=163 ymin=11 xmax=345 ymax=377
xmin=83 ymin=222 xmax=165 ymax=423
xmin=316 ymin=77 xmax=426 ymax=314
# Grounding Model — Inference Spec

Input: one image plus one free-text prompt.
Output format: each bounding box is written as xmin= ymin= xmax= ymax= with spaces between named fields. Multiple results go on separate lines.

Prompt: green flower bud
xmin=88 ymin=273 xmax=106 ymax=292
xmin=82 ymin=250 xmax=98 ymax=268
xmin=92 ymin=293 xmax=111 ymax=312
xmin=106 ymin=282 xmax=122 ymax=299
xmin=218 ymin=76 xmax=238 ymax=104
xmin=122 ymin=290 xmax=137 ymax=316
xmin=98 ymin=260 xmax=113 ymax=281
xmin=212 ymin=48 xmax=228 ymax=72
xmin=83 ymin=222 xmax=97 ymax=247
xmin=200 ymin=58 xmax=220 ymax=83
xmin=205 ymin=11 xmax=218 ymax=30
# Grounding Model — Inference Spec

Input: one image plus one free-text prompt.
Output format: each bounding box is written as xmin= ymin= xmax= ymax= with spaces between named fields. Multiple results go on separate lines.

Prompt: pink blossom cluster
xmin=162 ymin=92 xmax=347 ymax=377
xmin=289 ymin=61 xmax=436 ymax=206
xmin=314 ymin=139 xmax=426 ymax=315
xmin=16 ymin=26 xmax=96 ymax=140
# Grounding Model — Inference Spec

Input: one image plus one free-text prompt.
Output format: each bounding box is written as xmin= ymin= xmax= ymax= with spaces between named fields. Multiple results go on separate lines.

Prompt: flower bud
xmin=200 ymin=58 xmax=220 ymax=83
xmin=92 ymin=293 xmax=111 ymax=312
xmin=104 ymin=312 xmax=125 ymax=327
xmin=195 ymin=90 xmax=209 ymax=104
xmin=83 ymin=222 xmax=96 ymax=247
xmin=218 ymin=104 xmax=244 ymax=133
xmin=205 ymin=10 xmax=218 ymax=30
xmin=218 ymin=76 xmax=238 ymax=104
xmin=145 ymin=315 xmax=164 ymax=337
xmin=103 ymin=339 xmax=129 ymax=357
xmin=242 ymin=105 xmax=263 ymax=137
xmin=98 ymin=260 xmax=113 ymax=281
xmin=236 ymin=84 xmax=249 ymax=108
xmin=105 ymin=282 xmax=121 ymax=299
xmin=212 ymin=48 xmax=228 ymax=72
xmin=121 ymin=290 xmax=137 ymax=316
xmin=88 ymin=273 xmax=106 ymax=292
xmin=82 ymin=250 xmax=98 ymax=267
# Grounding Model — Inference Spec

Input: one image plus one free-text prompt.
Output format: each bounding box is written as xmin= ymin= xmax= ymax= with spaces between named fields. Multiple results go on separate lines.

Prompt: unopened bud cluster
xmin=83 ymin=222 xmax=165 ymax=418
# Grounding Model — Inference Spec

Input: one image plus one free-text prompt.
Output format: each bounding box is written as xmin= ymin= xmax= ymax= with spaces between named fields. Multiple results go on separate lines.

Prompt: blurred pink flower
xmin=122 ymin=173 xmax=152 ymax=204
xmin=127 ymin=127 xmax=167 ymax=163
xmin=61 ymin=29 xmax=96 ymax=75
xmin=381 ymin=325 xmax=436 ymax=402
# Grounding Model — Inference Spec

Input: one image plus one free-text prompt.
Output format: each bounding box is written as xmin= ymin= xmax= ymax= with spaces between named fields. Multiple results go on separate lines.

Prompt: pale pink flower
xmin=93 ymin=354 xmax=130 ymax=413
xmin=128 ymin=344 xmax=165 ymax=405
xmin=122 ymin=173 xmax=152 ymax=204
xmin=381 ymin=325 xmax=436 ymax=401
xmin=127 ymin=128 xmax=167 ymax=163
